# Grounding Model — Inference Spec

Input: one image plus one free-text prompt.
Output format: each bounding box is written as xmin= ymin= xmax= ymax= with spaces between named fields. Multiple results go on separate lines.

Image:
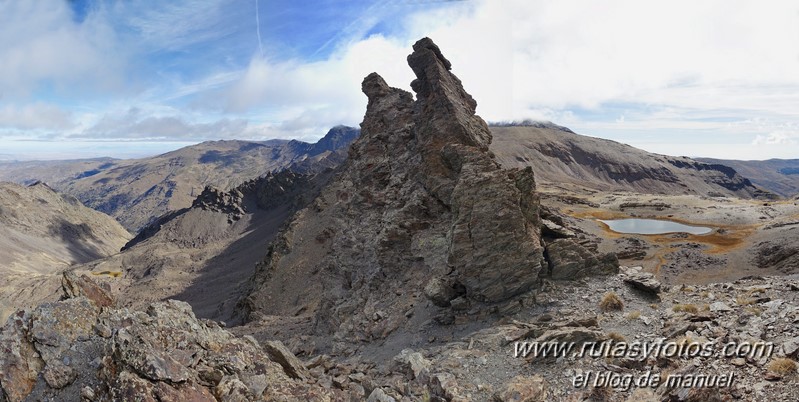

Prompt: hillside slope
xmin=490 ymin=123 xmax=774 ymax=199
xmin=696 ymin=157 xmax=799 ymax=198
xmin=0 ymin=182 xmax=131 ymax=320
xmin=0 ymin=126 xmax=358 ymax=232
xmin=71 ymin=169 xmax=335 ymax=323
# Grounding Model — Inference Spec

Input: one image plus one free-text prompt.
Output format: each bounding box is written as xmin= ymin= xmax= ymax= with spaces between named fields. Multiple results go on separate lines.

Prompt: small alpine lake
xmin=599 ymin=218 xmax=713 ymax=235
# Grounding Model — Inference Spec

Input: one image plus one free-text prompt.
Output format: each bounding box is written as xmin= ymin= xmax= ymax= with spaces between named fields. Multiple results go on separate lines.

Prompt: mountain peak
xmin=407 ymin=37 xmax=491 ymax=152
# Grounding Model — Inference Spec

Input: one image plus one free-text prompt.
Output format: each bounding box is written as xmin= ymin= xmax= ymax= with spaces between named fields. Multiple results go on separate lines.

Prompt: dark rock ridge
xmin=286 ymin=125 xmax=361 ymax=158
xmin=697 ymin=157 xmax=799 ymax=198
xmin=122 ymin=169 xmax=331 ymax=251
xmin=192 ymin=186 xmax=246 ymax=220
xmin=83 ymin=167 xmax=339 ymax=326
xmin=237 ymin=38 xmax=613 ymax=352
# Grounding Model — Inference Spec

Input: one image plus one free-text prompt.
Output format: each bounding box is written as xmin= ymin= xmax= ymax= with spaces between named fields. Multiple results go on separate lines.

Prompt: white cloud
xmin=402 ymin=0 xmax=799 ymax=123
xmin=0 ymin=0 xmax=125 ymax=97
xmin=219 ymin=35 xmax=414 ymax=134
xmin=2 ymin=0 xmax=798 ymax=160
xmin=0 ymin=103 xmax=74 ymax=130
xmin=117 ymin=0 xmax=233 ymax=51
xmin=78 ymin=108 xmax=248 ymax=140
xmin=213 ymin=0 xmax=799 ymax=151
xmin=753 ymin=130 xmax=799 ymax=146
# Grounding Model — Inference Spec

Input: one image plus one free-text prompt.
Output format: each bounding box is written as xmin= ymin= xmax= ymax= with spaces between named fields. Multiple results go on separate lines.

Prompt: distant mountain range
xmin=489 ymin=123 xmax=775 ymax=199
xmin=695 ymin=158 xmax=799 ymax=198
xmin=2 ymin=121 xmax=789 ymax=241
xmin=0 ymin=126 xmax=358 ymax=232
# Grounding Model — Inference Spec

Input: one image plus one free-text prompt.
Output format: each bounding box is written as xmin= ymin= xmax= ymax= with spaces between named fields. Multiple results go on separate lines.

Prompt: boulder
xmin=541 ymin=219 xmax=576 ymax=239
xmin=61 ymin=271 xmax=115 ymax=307
xmin=262 ymin=340 xmax=308 ymax=380
xmin=367 ymin=388 xmax=397 ymax=402
xmin=391 ymin=349 xmax=431 ymax=379
xmin=710 ymin=301 xmax=733 ymax=312
xmin=546 ymin=239 xmax=619 ymax=280
xmin=782 ymin=337 xmax=799 ymax=357
xmin=620 ymin=266 xmax=662 ymax=294
xmin=424 ymin=277 xmax=463 ymax=307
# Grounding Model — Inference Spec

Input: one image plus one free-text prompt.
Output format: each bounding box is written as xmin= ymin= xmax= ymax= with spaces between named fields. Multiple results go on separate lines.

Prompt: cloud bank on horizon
xmin=0 ymin=0 xmax=798 ymax=160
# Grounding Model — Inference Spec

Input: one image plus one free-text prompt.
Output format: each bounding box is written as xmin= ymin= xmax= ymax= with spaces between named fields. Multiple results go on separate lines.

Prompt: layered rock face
xmin=239 ymin=38 xmax=554 ymax=347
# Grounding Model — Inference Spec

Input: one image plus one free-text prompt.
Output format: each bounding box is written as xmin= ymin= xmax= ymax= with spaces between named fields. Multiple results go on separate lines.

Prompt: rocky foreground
xmin=2 ymin=269 xmax=797 ymax=401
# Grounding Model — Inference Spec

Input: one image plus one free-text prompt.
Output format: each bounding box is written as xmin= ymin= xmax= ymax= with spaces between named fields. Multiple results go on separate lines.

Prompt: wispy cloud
xmin=109 ymin=0 xmax=234 ymax=52
xmin=1 ymin=0 xmax=798 ymax=160
xmin=76 ymin=107 xmax=248 ymax=141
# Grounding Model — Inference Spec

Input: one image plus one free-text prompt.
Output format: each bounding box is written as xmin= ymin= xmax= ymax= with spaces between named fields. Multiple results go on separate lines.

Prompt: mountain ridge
xmin=696 ymin=157 xmax=799 ymax=198
xmin=0 ymin=127 xmax=359 ymax=232
xmin=490 ymin=125 xmax=775 ymax=199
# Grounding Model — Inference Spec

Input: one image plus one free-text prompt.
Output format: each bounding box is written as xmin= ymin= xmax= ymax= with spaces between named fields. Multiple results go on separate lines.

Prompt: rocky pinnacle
xmin=241 ymin=37 xmax=548 ymax=344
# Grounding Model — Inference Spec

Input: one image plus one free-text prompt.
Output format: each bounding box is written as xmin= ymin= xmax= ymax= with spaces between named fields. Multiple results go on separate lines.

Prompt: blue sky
xmin=0 ymin=0 xmax=798 ymax=160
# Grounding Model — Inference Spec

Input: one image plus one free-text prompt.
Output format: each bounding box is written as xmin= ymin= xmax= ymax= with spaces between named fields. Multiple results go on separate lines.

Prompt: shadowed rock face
xmin=238 ymin=38 xmax=549 ymax=349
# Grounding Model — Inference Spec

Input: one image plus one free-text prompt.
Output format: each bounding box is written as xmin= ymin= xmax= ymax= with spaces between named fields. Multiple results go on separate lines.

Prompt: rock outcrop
xmin=191 ymin=186 xmax=245 ymax=219
xmin=0 ymin=290 xmax=337 ymax=401
xmin=545 ymin=239 xmax=618 ymax=280
xmin=619 ymin=265 xmax=662 ymax=294
xmin=754 ymin=239 xmax=799 ymax=274
xmin=239 ymin=38 xmax=557 ymax=350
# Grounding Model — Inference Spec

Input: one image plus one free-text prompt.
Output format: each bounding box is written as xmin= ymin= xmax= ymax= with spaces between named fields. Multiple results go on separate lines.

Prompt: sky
xmin=0 ymin=0 xmax=798 ymax=160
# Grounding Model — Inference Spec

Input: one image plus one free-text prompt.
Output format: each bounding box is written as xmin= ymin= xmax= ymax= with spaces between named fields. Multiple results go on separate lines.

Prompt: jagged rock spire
xmin=243 ymin=37 xmax=547 ymax=347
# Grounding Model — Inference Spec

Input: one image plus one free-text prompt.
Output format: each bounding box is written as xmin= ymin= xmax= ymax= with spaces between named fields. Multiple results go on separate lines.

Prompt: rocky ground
xmin=0 ymin=274 xmax=338 ymax=401
xmin=286 ymin=269 xmax=799 ymax=401
xmin=2 ymin=261 xmax=797 ymax=401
